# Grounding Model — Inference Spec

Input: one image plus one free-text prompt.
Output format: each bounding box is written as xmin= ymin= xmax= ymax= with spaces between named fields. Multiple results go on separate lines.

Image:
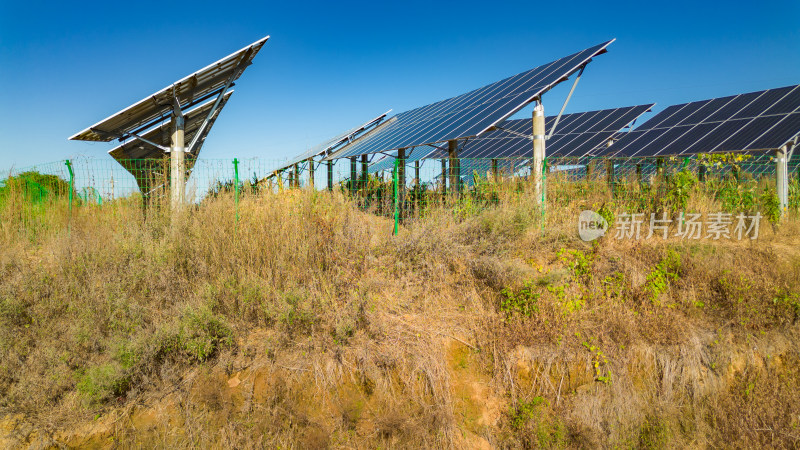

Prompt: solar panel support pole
xmin=448 ymin=140 xmax=460 ymax=195
xmin=532 ymin=103 xmax=545 ymax=203
xmin=308 ymin=159 xmax=315 ymax=189
xmin=414 ymin=160 xmax=420 ymax=187
xmin=492 ymin=159 xmax=499 ymax=182
xmin=327 ymin=161 xmax=333 ymax=192
xmin=441 ymin=159 xmax=448 ymax=196
xmin=294 ymin=163 xmax=300 ymax=188
xmin=349 ymin=157 xmax=358 ymax=195
xmin=777 ymin=145 xmax=789 ymax=217
xmin=169 ymin=113 xmax=185 ymax=209
xmin=361 ymin=155 xmax=369 ymax=194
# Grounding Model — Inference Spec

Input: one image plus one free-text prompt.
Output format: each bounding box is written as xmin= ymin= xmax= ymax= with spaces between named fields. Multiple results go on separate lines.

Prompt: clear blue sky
xmin=1 ymin=0 xmax=798 ymax=169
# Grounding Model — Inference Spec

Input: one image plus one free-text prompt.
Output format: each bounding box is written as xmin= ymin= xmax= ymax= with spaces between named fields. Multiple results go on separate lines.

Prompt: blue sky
xmin=1 ymin=0 xmax=798 ymax=169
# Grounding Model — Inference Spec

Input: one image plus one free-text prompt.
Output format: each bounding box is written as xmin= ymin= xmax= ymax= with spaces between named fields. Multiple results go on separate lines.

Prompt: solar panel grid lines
xmin=453 ymin=104 xmax=653 ymax=159
xmin=608 ymin=84 xmax=800 ymax=157
xmin=325 ymin=40 xmax=615 ymax=160
xmin=70 ymin=36 xmax=269 ymax=142
xmin=279 ymin=111 xmax=392 ymax=172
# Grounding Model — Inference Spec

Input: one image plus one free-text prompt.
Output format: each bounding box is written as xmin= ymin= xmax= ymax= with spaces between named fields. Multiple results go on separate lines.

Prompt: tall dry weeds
xmin=0 ymin=180 xmax=799 ymax=448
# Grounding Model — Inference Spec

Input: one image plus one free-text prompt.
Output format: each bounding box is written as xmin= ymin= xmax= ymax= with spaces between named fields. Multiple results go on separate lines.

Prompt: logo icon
xmin=579 ymin=210 xmax=608 ymax=241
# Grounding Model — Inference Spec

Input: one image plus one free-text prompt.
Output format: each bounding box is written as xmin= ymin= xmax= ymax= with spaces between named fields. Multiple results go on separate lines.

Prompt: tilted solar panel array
xmin=607 ymin=85 xmax=800 ymax=157
xmin=367 ymin=105 xmax=652 ymax=174
xmin=279 ymin=111 xmax=391 ymax=172
xmin=325 ymin=40 xmax=614 ymax=160
xmin=451 ymin=104 xmax=654 ymax=158
xmin=70 ymin=36 xmax=269 ymax=142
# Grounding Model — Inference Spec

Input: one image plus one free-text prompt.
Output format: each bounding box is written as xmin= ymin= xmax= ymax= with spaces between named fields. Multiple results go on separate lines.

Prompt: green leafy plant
xmin=500 ymin=281 xmax=541 ymax=318
xmin=579 ymin=333 xmax=612 ymax=384
xmin=644 ymin=249 xmax=681 ymax=305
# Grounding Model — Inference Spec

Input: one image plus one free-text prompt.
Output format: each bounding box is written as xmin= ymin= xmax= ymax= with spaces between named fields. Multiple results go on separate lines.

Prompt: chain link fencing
xmin=2 ymin=153 xmax=799 ymax=237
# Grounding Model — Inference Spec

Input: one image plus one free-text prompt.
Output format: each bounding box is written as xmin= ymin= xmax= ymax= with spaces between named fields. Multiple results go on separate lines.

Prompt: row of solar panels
xmin=68 ymin=35 xmax=800 ymax=183
xmin=341 ymin=83 xmax=800 ymax=175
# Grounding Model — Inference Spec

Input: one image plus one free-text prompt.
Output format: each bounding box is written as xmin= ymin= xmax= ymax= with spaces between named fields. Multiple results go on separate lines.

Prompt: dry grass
xmin=1 ymin=179 xmax=799 ymax=449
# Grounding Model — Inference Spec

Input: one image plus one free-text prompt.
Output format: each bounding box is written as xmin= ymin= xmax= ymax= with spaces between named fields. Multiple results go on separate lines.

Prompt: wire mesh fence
xmin=2 ymin=153 xmax=799 ymax=237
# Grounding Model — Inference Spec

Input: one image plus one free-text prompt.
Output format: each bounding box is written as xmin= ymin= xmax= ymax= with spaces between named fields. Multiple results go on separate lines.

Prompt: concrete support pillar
xmin=532 ymin=103 xmax=545 ymax=202
xmin=307 ymin=158 xmax=315 ymax=189
xmin=448 ymin=140 xmax=459 ymax=194
xmin=777 ymin=145 xmax=789 ymax=216
xmin=327 ymin=161 xmax=333 ymax=192
xmin=170 ymin=114 xmax=185 ymax=209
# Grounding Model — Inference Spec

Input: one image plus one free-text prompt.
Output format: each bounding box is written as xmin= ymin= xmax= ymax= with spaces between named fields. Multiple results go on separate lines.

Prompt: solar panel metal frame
xmin=108 ymin=91 xmax=233 ymax=161
xmin=606 ymin=85 xmax=800 ymax=157
xmin=278 ymin=110 xmax=392 ymax=172
xmin=411 ymin=104 xmax=653 ymax=161
xmin=324 ymin=39 xmax=615 ymax=161
xmin=70 ymin=36 xmax=269 ymax=142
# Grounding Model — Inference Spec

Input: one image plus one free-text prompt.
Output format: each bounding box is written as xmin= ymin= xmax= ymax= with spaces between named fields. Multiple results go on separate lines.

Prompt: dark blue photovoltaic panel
xmin=325 ymin=40 xmax=615 ymax=160
xmin=607 ymin=85 xmax=800 ymax=156
xmin=367 ymin=104 xmax=653 ymax=171
xmin=451 ymin=104 xmax=653 ymax=158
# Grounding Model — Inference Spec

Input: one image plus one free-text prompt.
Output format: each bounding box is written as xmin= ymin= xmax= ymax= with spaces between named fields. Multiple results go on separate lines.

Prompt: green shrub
xmin=77 ymin=362 xmax=130 ymax=404
xmin=178 ymin=305 xmax=233 ymax=362
xmin=645 ymin=249 xmax=681 ymax=305
xmin=500 ymin=281 xmax=540 ymax=318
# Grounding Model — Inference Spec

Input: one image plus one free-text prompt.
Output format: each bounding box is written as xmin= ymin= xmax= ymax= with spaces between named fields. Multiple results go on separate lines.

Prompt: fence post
xmin=233 ymin=158 xmax=240 ymax=223
xmin=393 ymin=157 xmax=399 ymax=235
xmin=605 ymin=158 xmax=615 ymax=194
xmin=65 ymin=160 xmax=74 ymax=233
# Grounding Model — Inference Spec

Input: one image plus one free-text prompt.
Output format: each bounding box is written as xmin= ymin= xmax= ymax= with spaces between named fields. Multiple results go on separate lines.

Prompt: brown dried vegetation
xmin=1 ymin=186 xmax=800 ymax=448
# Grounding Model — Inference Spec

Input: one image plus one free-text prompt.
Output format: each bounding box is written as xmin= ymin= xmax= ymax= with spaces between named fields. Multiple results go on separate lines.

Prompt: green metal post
xmin=65 ymin=160 xmax=74 ymax=234
xmin=233 ymin=158 xmax=240 ymax=223
xmin=65 ymin=160 xmax=74 ymax=211
xmin=393 ymin=157 xmax=399 ymax=235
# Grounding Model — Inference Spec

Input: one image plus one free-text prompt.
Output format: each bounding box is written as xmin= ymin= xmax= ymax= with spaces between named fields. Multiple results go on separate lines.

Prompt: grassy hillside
xmin=1 ymin=183 xmax=799 ymax=448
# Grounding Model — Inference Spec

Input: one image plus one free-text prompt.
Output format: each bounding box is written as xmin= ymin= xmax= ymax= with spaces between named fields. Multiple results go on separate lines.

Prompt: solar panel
xmin=70 ymin=36 xmax=269 ymax=142
xmin=279 ymin=111 xmax=392 ymax=172
xmin=607 ymin=85 xmax=800 ymax=157
xmin=324 ymin=40 xmax=615 ymax=161
xmin=454 ymin=104 xmax=654 ymax=159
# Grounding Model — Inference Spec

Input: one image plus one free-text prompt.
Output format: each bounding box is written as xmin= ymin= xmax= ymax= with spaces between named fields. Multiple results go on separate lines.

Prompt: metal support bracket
xmin=187 ymin=52 xmax=253 ymax=154
xmin=547 ymin=65 xmax=584 ymax=139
